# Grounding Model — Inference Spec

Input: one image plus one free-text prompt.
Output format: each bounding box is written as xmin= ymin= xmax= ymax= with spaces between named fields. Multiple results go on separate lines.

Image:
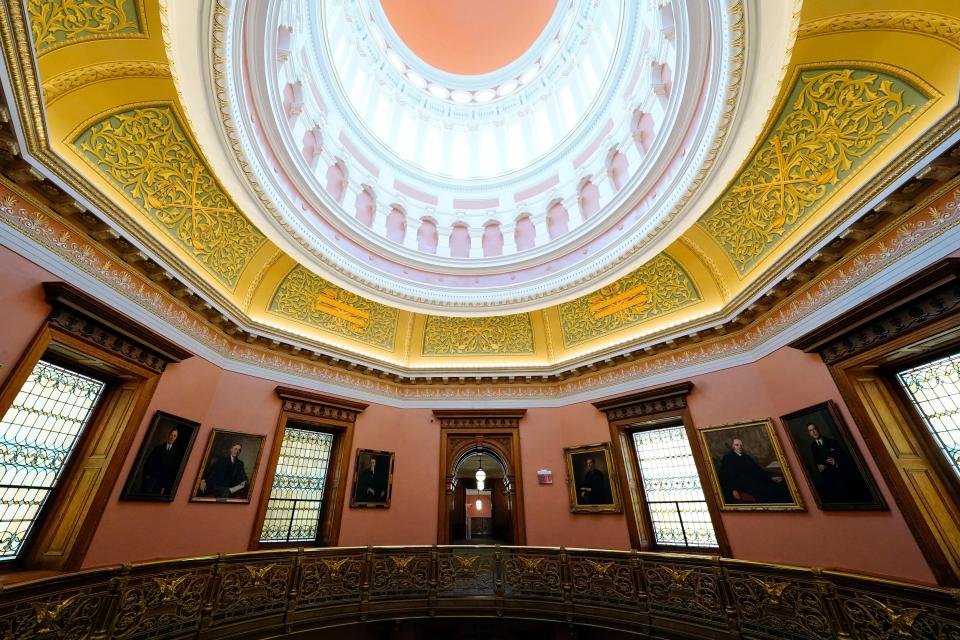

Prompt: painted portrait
xmin=350 ymin=449 xmax=395 ymax=508
xmin=698 ymin=419 xmax=804 ymax=511
xmin=780 ymin=401 xmax=886 ymax=511
xmin=564 ymin=443 xmax=621 ymax=513
xmin=190 ymin=429 xmax=265 ymax=503
xmin=121 ymin=411 xmax=199 ymax=502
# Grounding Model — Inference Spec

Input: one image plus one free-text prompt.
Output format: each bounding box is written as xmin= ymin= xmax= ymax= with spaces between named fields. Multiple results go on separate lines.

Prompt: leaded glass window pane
xmin=898 ymin=353 xmax=960 ymax=480
xmin=632 ymin=425 xmax=718 ymax=548
xmin=0 ymin=360 xmax=105 ymax=560
xmin=260 ymin=427 xmax=334 ymax=543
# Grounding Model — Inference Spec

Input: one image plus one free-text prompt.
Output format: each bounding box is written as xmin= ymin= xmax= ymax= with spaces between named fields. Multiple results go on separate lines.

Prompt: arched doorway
xmin=434 ymin=410 xmax=526 ymax=545
xmin=451 ymin=447 xmax=513 ymax=543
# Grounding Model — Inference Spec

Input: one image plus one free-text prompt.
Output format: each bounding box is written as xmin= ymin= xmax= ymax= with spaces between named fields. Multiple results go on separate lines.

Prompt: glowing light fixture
xmin=475 ymin=498 xmax=483 ymax=510
xmin=475 ymin=449 xmax=486 ymax=484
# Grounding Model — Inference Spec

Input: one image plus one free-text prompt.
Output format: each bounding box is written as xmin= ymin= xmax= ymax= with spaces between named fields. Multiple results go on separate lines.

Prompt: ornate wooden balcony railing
xmin=1 ymin=546 xmax=958 ymax=639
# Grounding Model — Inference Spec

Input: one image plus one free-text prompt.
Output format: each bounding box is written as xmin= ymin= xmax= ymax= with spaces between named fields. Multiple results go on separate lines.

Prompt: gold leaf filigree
xmin=698 ymin=68 xmax=924 ymax=275
xmin=27 ymin=0 xmax=143 ymax=53
xmin=422 ymin=314 xmax=534 ymax=356
xmin=43 ymin=61 xmax=170 ymax=103
xmin=74 ymin=106 xmax=266 ymax=288
xmin=798 ymin=11 xmax=960 ymax=49
xmin=559 ymin=254 xmax=700 ymax=347
xmin=270 ymin=266 xmax=398 ymax=351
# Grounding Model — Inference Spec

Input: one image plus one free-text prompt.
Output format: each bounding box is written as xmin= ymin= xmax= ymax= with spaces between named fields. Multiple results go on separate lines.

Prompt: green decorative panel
xmin=271 ymin=266 xmax=398 ymax=351
xmin=75 ymin=105 xmax=266 ymax=288
xmin=559 ymin=254 xmax=700 ymax=348
xmin=698 ymin=68 xmax=924 ymax=275
xmin=28 ymin=0 xmax=143 ymax=53
xmin=422 ymin=314 xmax=535 ymax=356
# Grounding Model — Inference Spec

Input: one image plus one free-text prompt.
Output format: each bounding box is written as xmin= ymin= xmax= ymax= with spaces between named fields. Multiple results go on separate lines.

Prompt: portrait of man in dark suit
xmin=199 ymin=442 xmax=249 ymax=499
xmin=565 ymin=444 xmax=621 ymax=513
xmin=781 ymin=402 xmax=885 ymax=510
xmin=121 ymin=412 xmax=199 ymax=502
xmin=350 ymin=449 xmax=394 ymax=507
xmin=191 ymin=429 xmax=265 ymax=504
xmin=140 ymin=427 xmax=183 ymax=496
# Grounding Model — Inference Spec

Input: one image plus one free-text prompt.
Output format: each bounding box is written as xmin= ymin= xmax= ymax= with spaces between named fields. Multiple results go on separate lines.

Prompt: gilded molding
xmin=74 ymin=105 xmax=266 ymax=288
xmin=270 ymin=265 xmax=398 ymax=351
xmin=27 ymin=0 xmax=145 ymax=54
xmin=798 ymin=11 xmax=960 ymax=50
xmin=42 ymin=61 xmax=170 ymax=104
xmin=559 ymin=254 xmax=700 ymax=348
xmin=422 ymin=314 xmax=535 ymax=356
xmin=3 ymin=173 xmax=960 ymax=401
xmin=698 ymin=68 xmax=924 ymax=276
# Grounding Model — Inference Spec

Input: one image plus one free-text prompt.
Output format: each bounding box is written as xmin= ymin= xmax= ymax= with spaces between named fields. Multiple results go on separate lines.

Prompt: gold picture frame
xmin=564 ymin=442 xmax=622 ymax=513
xmin=697 ymin=419 xmax=804 ymax=511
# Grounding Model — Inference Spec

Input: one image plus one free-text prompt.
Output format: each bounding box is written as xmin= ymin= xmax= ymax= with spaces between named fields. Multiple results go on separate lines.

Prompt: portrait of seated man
xmin=191 ymin=429 xmax=265 ymax=503
xmin=700 ymin=420 xmax=803 ymax=511
xmin=718 ymin=437 xmax=790 ymax=503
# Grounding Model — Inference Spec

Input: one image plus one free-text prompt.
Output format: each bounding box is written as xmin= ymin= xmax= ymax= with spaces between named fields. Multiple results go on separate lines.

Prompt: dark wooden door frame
xmin=434 ymin=410 xmax=527 ymax=545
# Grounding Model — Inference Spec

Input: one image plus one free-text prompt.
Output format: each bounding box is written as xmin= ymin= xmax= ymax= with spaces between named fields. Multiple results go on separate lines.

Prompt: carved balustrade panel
xmin=568 ymin=552 xmax=638 ymax=607
xmin=502 ymin=549 xmax=563 ymax=600
xmin=369 ymin=550 xmax=432 ymax=599
xmin=109 ymin=565 xmax=211 ymax=639
xmin=642 ymin=557 xmax=725 ymax=625
xmin=209 ymin=555 xmax=295 ymax=625
xmin=296 ymin=551 xmax=365 ymax=607
xmin=833 ymin=579 xmax=960 ymax=640
xmin=726 ymin=566 xmax=834 ymax=640
xmin=436 ymin=548 xmax=496 ymax=595
xmin=0 ymin=578 xmax=111 ymax=639
xmin=0 ymin=547 xmax=957 ymax=639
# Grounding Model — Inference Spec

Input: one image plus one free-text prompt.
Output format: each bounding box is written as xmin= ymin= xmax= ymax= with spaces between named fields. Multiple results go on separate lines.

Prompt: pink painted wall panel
xmin=0 ymin=245 xmax=938 ymax=584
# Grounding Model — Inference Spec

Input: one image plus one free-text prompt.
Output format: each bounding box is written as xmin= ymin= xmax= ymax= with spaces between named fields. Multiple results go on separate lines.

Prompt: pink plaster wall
xmin=0 ymin=246 xmax=938 ymax=583
xmin=684 ymin=347 xmax=934 ymax=584
xmin=0 ymin=246 xmax=58 ymax=389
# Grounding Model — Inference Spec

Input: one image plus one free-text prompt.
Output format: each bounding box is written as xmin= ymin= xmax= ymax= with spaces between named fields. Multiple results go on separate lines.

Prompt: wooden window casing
xmin=595 ymin=383 xmax=730 ymax=555
xmin=793 ymin=258 xmax=960 ymax=586
xmin=0 ymin=283 xmax=190 ymax=571
xmin=250 ymin=387 xmax=365 ymax=549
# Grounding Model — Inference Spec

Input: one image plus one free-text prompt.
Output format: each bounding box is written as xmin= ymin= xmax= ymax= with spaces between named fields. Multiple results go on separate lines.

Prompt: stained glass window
xmin=898 ymin=352 xmax=960 ymax=480
xmin=632 ymin=425 xmax=718 ymax=548
xmin=259 ymin=427 xmax=335 ymax=543
xmin=0 ymin=360 xmax=105 ymax=560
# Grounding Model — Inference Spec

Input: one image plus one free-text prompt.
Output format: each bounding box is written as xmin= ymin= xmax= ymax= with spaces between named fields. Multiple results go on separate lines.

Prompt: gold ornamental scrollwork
xmin=558 ymin=254 xmax=700 ymax=347
xmin=74 ymin=105 xmax=266 ymax=289
xmin=798 ymin=12 xmax=960 ymax=50
xmin=698 ymin=68 xmax=925 ymax=276
xmin=270 ymin=265 xmax=399 ymax=351
xmin=27 ymin=0 xmax=145 ymax=54
xmin=298 ymin=555 xmax=364 ymax=605
xmin=111 ymin=571 xmax=208 ymax=638
xmin=728 ymin=572 xmax=832 ymax=639
xmin=42 ymin=61 xmax=170 ymax=104
xmin=422 ymin=313 xmax=535 ymax=356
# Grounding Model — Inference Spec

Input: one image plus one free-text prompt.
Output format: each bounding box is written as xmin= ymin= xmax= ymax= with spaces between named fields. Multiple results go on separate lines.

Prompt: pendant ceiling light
xmin=475 ymin=449 xmax=486 ymax=485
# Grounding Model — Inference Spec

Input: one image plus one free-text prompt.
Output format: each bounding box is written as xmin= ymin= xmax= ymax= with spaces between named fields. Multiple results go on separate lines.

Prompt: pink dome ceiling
xmin=380 ymin=0 xmax=557 ymax=75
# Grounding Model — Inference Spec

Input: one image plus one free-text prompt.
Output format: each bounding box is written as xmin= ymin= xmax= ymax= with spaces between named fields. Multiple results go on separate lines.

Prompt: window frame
xmin=597 ymin=383 xmax=730 ymax=555
xmin=0 ymin=282 xmax=189 ymax=571
xmin=792 ymin=258 xmax=960 ymax=586
xmin=250 ymin=387 xmax=364 ymax=550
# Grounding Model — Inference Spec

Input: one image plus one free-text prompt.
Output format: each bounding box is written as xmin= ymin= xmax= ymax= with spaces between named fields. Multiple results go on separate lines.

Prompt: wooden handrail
xmin=1 ymin=546 xmax=956 ymax=639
